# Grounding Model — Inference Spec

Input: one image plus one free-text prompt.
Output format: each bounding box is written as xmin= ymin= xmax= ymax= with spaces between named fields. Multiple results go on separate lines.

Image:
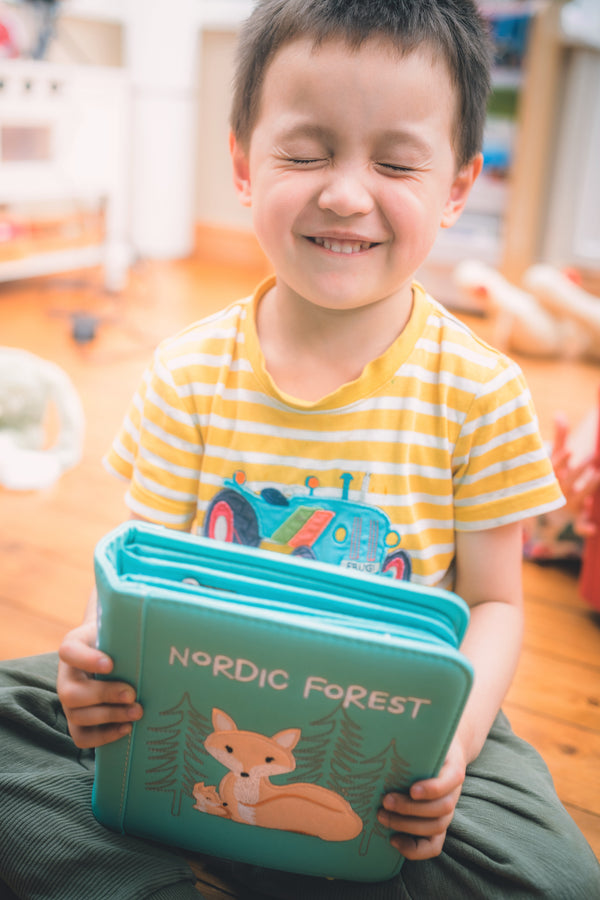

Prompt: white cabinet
xmin=0 ymin=59 xmax=131 ymax=290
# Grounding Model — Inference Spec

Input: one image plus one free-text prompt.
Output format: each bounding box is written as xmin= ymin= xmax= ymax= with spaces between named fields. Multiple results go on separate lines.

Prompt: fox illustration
xmin=192 ymin=708 xmax=363 ymax=842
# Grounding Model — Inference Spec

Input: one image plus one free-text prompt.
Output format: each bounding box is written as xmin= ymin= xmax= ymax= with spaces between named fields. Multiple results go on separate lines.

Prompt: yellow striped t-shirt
xmin=105 ymin=278 xmax=563 ymax=587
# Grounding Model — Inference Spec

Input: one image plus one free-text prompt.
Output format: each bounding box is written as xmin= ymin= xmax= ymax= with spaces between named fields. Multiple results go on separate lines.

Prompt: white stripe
xmin=136 ymin=445 xmax=200 ymax=480
xmin=454 ymin=472 xmax=560 ymax=508
xmin=464 ymin=421 xmax=540 ymax=461
xmin=168 ymin=346 xmax=250 ymax=375
xmin=407 ymin=541 xmax=455 ymax=561
xmin=412 ymin=565 xmax=453 ymax=587
xmin=417 ymin=336 xmax=499 ymax=370
xmin=170 ymin=351 xmax=234 ymax=373
xmin=125 ymin=492 xmax=193 ymax=525
xmin=201 ymin=443 xmax=454 ymax=472
xmin=176 ymin=383 xmax=466 ymax=425
xmin=476 ymin=364 xmax=526 ymax=400
xmin=134 ymin=471 xmax=197 ymax=504
xmin=102 ymin=456 xmax=129 ymax=482
xmin=111 ymin=435 xmax=135 ymax=466
xmin=393 ymin=362 xmax=494 ymax=395
xmin=162 ymin=302 xmax=248 ymax=345
xmin=459 ymin=391 xmax=531 ymax=438
xmin=200 ymin=452 xmax=457 ymax=489
xmin=456 ymin=495 xmax=565 ymax=530
xmin=144 ymin=384 xmax=200 ymax=433
xmin=138 ymin=416 xmax=201 ymax=455
xmin=198 ymin=414 xmax=451 ymax=448
xmin=457 ymin=447 xmax=550 ymax=485
xmin=171 ymin=326 xmax=240 ymax=351
xmin=122 ymin=416 xmax=141 ymax=449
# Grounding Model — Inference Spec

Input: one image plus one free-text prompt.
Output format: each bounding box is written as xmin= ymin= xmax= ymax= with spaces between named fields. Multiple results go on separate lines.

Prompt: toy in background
xmin=0 ymin=346 xmax=84 ymax=490
xmin=579 ymin=390 xmax=600 ymax=611
xmin=0 ymin=0 xmax=60 ymax=60
xmin=522 ymin=405 xmax=600 ymax=562
xmin=454 ymin=261 xmax=600 ymax=362
xmin=454 ymin=260 xmax=600 ymax=605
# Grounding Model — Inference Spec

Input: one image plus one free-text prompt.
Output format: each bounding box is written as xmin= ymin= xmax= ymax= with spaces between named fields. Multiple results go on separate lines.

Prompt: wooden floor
xmin=1 ymin=256 xmax=599 ymax=896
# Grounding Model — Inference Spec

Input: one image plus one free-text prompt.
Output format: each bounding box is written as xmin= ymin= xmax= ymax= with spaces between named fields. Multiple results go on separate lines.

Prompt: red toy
xmin=580 ymin=390 xmax=600 ymax=611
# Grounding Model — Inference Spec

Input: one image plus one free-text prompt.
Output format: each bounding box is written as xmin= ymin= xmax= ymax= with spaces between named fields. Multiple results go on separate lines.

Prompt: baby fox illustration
xmin=192 ymin=708 xmax=363 ymax=842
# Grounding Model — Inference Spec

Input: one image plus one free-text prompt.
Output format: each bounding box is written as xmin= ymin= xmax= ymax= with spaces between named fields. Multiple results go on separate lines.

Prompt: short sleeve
xmin=452 ymin=358 xmax=564 ymax=530
xmin=104 ymin=348 xmax=203 ymax=529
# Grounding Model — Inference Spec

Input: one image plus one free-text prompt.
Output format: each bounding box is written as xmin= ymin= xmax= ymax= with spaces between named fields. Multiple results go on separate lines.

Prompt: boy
xmin=1 ymin=1 xmax=599 ymax=898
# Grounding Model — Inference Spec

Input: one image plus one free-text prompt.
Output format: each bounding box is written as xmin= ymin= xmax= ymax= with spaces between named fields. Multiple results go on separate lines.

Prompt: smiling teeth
xmin=313 ymin=237 xmax=373 ymax=254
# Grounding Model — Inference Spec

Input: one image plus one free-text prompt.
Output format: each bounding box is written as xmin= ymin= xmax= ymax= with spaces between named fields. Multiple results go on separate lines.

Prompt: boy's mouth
xmin=309 ymin=236 xmax=378 ymax=255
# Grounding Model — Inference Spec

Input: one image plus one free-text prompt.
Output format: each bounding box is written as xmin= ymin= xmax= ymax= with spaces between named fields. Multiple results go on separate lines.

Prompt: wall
xmin=47 ymin=16 xmax=123 ymax=68
xmin=196 ymin=29 xmax=251 ymax=230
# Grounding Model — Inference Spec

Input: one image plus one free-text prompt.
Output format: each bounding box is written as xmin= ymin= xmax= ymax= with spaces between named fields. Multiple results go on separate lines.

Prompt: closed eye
xmin=285 ymin=157 xmax=327 ymax=167
xmin=377 ymin=163 xmax=415 ymax=174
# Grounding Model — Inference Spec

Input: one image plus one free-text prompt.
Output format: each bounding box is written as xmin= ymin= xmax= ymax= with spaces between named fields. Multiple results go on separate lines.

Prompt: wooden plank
xmin=0 ymin=546 xmax=89 ymax=628
xmin=523 ymin=561 xmax=590 ymax=613
xmin=186 ymin=859 xmax=242 ymax=898
xmin=521 ymin=594 xmax=600 ymax=668
xmin=507 ymin=646 xmax=600 ymax=731
xmin=504 ymin=704 xmax=600 ymax=814
xmin=0 ymin=604 xmax=69 ymax=659
xmin=522 ymin=561 xmax=591 ymax=613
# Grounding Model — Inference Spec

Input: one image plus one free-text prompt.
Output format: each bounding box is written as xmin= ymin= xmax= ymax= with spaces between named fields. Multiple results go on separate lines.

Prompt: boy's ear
xmin=230 ymin=132 xmax=252 ymax=207
xmin=441 ymin=153 xmax=483 ymax=229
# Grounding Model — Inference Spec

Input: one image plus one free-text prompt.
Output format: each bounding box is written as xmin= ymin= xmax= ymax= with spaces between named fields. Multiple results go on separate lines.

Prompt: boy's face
xmin=232 ymin=37 xmax=481 ymax=314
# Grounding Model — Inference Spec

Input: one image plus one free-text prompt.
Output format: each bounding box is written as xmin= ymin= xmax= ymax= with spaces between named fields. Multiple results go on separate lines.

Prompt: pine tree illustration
xmin=293 ymin=705 xmax=411 ymax=856
xmin=293 ymin=703 xmax=363 ymax=793
xmin=144 ymin=692 xmax=212 ymax=815
xmin=355 ymin=738 xmax=411 ymax=855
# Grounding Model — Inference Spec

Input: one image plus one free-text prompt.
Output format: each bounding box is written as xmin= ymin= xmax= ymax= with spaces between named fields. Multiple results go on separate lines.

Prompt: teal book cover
xmin=92 ymin=522 xmax=473 ymax=883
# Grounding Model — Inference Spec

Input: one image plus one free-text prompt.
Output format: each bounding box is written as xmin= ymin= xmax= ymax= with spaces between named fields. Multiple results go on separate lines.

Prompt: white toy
xmin=0 ymin=347 xmax=84 ymax=491
xmin=454 ymin=260 xmax=600 ymax=362
xmin=523 ymin=265 xmax=600 ymax=343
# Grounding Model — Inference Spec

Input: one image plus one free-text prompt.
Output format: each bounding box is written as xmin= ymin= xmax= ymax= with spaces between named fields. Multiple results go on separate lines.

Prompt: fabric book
xmin=92 ymin=521 xmax=473 ymax=883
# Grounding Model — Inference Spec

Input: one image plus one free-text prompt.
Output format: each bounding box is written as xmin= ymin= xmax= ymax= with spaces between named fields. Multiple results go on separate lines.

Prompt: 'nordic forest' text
xmin=168 ymin=646 xmax=431 ymax=718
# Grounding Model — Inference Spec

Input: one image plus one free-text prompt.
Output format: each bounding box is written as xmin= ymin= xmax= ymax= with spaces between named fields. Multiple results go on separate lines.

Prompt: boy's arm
xmin=378 ymin=521 xmax=524 ymax=860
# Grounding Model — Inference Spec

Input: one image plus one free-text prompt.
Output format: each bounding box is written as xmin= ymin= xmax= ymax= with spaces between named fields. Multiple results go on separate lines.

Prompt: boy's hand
xmin=377 ymin=738 xmax=466 ymax=860
xmin=57 ymin=620 xmax=143 ymax=749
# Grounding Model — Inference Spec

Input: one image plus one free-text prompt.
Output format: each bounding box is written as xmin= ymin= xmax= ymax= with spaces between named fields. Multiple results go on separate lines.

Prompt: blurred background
xmin=0 ymin=0 xmax=598 ymax=300
xmin=0 ymin=0 xmax=599 ymax=871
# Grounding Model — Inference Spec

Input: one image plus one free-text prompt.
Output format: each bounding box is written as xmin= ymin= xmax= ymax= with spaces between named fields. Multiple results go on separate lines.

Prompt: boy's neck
xmin=255 ymin=281 xmax=414 ymax=403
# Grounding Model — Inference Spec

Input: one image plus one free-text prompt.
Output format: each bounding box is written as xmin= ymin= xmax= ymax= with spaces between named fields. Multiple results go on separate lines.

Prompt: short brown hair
xmin=230 ymin=0 xmax=492 ymax=168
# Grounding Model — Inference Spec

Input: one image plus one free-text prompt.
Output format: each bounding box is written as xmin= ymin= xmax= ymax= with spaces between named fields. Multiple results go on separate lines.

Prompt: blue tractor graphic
xmin=203 ymin=472 xmax=411 ymax=581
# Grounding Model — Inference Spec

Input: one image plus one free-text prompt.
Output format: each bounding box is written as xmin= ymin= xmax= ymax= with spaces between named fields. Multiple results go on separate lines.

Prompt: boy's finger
xmin=409 ymin=768 xmax=464 ymax=801
xmin=68 ymin=702 xmax=143 ymax=728
xmin=378 ymin=807 xmax=454 ymax=836
xmin=381 ymin=790 xmax=458 ymax=820
xmin=58 ymin=639 xmax=113 ymax=676
xmin=59 ymin=676 xmax=137 ymax=711
xmin=69 ymin=722 xmax=134 ymax=750
xmin=389 ymin=831 xmax=446 ymax=861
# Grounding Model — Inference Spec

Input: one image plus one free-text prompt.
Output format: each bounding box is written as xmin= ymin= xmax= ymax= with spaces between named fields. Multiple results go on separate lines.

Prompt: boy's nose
xmin=317 ymin=170 xmax=374 ymax=218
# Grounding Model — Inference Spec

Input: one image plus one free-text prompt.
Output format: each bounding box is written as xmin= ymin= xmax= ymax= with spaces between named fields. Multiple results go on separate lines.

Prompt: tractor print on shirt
xmin=202 ymin=472 xmax=411 ymax=580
